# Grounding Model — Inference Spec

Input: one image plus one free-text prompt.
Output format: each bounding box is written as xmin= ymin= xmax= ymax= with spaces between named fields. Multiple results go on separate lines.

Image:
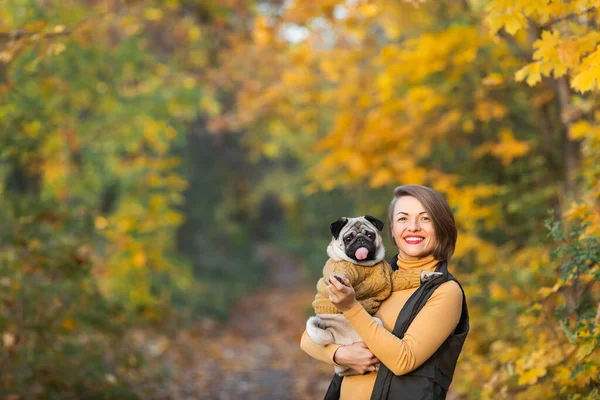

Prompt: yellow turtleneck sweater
xmin=299 ymin=255 xmax=463 ymax=400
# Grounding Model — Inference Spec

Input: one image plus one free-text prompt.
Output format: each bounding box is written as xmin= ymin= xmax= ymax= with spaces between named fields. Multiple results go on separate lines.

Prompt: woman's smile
xmin=403 ymin=235 xmax=425 ymax=244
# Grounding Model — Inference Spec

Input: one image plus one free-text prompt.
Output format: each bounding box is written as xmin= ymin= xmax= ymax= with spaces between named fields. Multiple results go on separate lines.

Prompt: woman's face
xmin=392 ymin=196 xmax=438 ymax=261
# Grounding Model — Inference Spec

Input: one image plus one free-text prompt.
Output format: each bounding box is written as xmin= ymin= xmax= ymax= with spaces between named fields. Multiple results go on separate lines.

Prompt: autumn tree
xmin=0 ymin=0 xmax=222 ymax=395
xmin=207 ymin=0 xmax=600 ymax=398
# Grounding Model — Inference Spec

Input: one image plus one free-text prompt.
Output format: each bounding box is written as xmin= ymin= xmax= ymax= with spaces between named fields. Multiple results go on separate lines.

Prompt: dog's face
xmin=328 ymin=215 xmax=385 ymax=265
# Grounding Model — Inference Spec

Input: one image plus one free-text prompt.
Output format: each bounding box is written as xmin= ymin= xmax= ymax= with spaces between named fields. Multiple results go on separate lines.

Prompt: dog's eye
xmin=366 ymin=232 xmax=375 ymax=239
xmin=344 ymin=236 xmax=353 ymax=243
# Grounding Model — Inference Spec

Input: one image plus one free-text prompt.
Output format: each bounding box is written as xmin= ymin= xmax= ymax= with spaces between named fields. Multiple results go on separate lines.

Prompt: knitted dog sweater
xmin=312 ymin=259 xmax=422 ymax=314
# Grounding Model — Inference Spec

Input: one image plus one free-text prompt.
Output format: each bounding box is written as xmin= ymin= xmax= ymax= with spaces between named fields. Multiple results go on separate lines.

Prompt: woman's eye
xmin=421 ymin=216 xmax=430 ymax=221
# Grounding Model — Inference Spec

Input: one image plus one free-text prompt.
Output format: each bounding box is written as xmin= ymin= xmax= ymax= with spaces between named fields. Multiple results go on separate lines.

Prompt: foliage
xmin=0 ymin=0 xmax=246 ymax=395
xmin=0 ymin=0 xmax=203 ymax=313
xmin=2 ymin=0 xmax=600 ymax=397
xmin=205 ymin=0 xmax=600 ymax=397
xmin=0 ymin=198 xmax=140 ymax=398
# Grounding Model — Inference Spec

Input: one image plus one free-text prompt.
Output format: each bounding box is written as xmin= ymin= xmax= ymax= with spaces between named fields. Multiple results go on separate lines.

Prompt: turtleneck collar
xmin=395 ymin=254 xmax=439 ymax=273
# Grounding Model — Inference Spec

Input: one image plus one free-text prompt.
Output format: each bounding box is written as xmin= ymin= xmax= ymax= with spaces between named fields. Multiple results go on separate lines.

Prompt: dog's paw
xmin=306 ymin=316 xmax=334 ymax=345
xmin=312 ymin=316 xmax=327 ymax=330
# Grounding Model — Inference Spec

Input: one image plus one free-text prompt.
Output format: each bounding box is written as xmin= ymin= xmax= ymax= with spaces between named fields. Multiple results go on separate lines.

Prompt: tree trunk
xmin=554 ymin=77 xmax=584 ymax=315
xmin=555 ymin=77 xmax=582 ymax=201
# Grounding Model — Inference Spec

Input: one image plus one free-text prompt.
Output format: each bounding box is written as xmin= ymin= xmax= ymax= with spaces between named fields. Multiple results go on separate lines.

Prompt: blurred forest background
xmin=0 ymin=0 xmax=599 ymax=399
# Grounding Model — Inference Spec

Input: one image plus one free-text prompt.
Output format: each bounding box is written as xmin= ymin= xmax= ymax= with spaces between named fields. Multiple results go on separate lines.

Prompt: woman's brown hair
xmin=387 ymin=185 xmax=457 ymax=261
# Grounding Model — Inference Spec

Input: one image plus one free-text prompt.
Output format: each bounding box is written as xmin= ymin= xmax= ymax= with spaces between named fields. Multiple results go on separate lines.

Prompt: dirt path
xmin=136 ymin=245 xmax=333 ymax=399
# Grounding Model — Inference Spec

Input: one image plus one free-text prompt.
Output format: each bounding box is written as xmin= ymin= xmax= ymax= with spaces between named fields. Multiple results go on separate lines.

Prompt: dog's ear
xmin=364 ymin=215 xmax=384 ymax=231
xmin=330 ymin=217 xmax=349 ymax=240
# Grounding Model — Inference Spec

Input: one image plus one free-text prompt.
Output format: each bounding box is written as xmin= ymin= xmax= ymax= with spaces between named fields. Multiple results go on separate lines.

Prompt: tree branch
xmin=539 ymin=7 xmax=597 ymax=30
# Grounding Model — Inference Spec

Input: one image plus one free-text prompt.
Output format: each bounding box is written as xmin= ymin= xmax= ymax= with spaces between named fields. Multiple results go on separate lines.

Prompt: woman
xmin=300 ymin=185 xmax=469 ymax=399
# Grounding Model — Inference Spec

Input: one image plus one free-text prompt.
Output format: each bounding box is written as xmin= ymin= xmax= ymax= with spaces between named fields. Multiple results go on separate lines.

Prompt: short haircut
xmin=387 ymin=185 xmax=457 ymax=261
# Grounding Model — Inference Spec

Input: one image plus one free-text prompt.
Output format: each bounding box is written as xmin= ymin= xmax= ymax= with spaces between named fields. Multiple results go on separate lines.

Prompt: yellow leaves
xmin=47 ymin=42 xmax=66 ymax=57
xmin=133 ymin=251 xmax=147 ymax=268
xmin=144 ymin=8 xmax=163 ymax=22
xmin=380 ymin=16 xmax=402 ymax=40
xmin=558 ymin=37 xmax=581 ymax=69
xmin=517 ymin=367 xmax=547 ymax=385
xmin=554 ymin=365 xmax=573 ymax=387
xmin=142 ymin=119 xmax=180 ymax=155
xmin=319 ymin=58 xmax=341 ymax=83
xmin=387 ymin=26 xmax=479 ymax=83
xmin=485 ymin=0 xmax=575 ymax=36
xmin=575 ymin=340 xmax=597 ymax=361
xmin=282 ymin=67 xmax=315 ymax=88
xmin=515 ymin=30 xmax=588 ymax=87
xmin=23 ymin=121 xmax=42 ymax=138
xmin=164 ymin=211 xmax=183 ymax=225
xmin=474 ymin=100 xmax=508 ymax=122
xmin=446 ymin=184 xmax=502 ymax=230
xmin=462 ymin=119 xmax=475 ymax=133
xmin=42 ymin=160 xmax=70 ymax=195
xmin=188 ymin=26 xmax=201 ymax=41
xmin=200 ymin=95 xmax=221 ymax=117
xmin=491 ymin=340 xmax=519 ymax=363
xmin=51 ymin=25 xmax=66 ymax=34
xmin=513 ymin=29 xmax=600 ymax=93
xmin=369 ymin=168 xmax=394 ymax=188
xmin=95 ymin=216 xmax=108 ymax=230
xmin=429 ymin=172 xmax=459 ymax=193
xmin=23 ymin=19 xmax=48 ymax=33
xmin=537 ymin=281 xmax=562 ymax=299
xmin=501 ymin=14 xmax=526 ymax=36
xmin=515 ymin=62 xmax=542 ymax=86
xmin=569 ymin=121 xmax=594 ymax=140
xmin=571 ymin=67 xmax=600 ymax=93
xmin=429 ymin=109 xmax=462 ymax=137
xmin=253 ymin=16 xmax=274 ymax=48
xmin=397 ymin=167 xmax=427 ymax=186
xmin=489 ymin=283 xmax=509 ymax=301
xmin=406 ymin=86 xmax=445 ymax=115
xmin=485 ymin=6 xmax=527 ymax=36
xmin=481 ymin=73 xmax=504 ymax=86
xmin=533 ymin=30 xmax=561 ymax=63
xmin=513 ymin=346 xmax=554 ymax=386
xmin=262 ymin=142 xmax=279 ymax=158
xmin=571 ymin=46 xmax=600 ymax=93
xmin=474 ymin=128 xmax=530 ymax=166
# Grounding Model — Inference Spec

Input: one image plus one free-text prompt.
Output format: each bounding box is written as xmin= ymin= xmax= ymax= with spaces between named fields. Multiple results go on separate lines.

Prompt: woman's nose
xmin=408 ymin=219 xmax=420 ymax=231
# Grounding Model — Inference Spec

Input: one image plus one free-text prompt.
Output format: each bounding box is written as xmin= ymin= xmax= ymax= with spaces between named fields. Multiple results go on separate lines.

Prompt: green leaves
xmin=546 ymin=218 xmax=600 ymax=282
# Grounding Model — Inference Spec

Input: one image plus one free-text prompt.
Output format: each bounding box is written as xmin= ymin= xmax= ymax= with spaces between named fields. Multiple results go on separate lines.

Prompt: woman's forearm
xmin=343 ymin=280 xmax=463 ymax=376
xmin=342 ymin=303 xmax=418 ymax=375
xmin=299 ymin=330 xmax=341 ymax=366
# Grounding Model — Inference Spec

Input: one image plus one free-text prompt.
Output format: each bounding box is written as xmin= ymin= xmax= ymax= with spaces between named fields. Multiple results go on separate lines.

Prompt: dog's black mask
xmin=343 ymin=230 xmax=377 ymax=262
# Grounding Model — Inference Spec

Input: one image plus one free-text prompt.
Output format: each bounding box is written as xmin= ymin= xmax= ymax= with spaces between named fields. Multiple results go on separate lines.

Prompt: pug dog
xmin=306 ymin=215 xmax=440 ymax=376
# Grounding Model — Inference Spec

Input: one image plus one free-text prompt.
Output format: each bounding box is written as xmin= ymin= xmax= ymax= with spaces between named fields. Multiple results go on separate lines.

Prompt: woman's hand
xmin=326 ymin=275 xmax=358 ymax=312
xmin=333 ymin=341 xmax=380 ymax=374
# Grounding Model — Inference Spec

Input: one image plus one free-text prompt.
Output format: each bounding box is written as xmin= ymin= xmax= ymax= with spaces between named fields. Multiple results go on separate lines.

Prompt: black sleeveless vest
xmin=323 ymin=258 xmax=469 ymax=400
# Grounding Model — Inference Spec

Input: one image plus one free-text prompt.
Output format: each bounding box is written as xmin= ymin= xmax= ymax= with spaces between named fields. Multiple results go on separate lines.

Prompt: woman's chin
xmin=399 ymin=249 xmax=433 ymax=260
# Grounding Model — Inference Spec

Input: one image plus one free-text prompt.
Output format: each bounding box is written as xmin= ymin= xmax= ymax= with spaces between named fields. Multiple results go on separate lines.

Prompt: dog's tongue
xmin=355 ymin=247 xmax=369 ymax=260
